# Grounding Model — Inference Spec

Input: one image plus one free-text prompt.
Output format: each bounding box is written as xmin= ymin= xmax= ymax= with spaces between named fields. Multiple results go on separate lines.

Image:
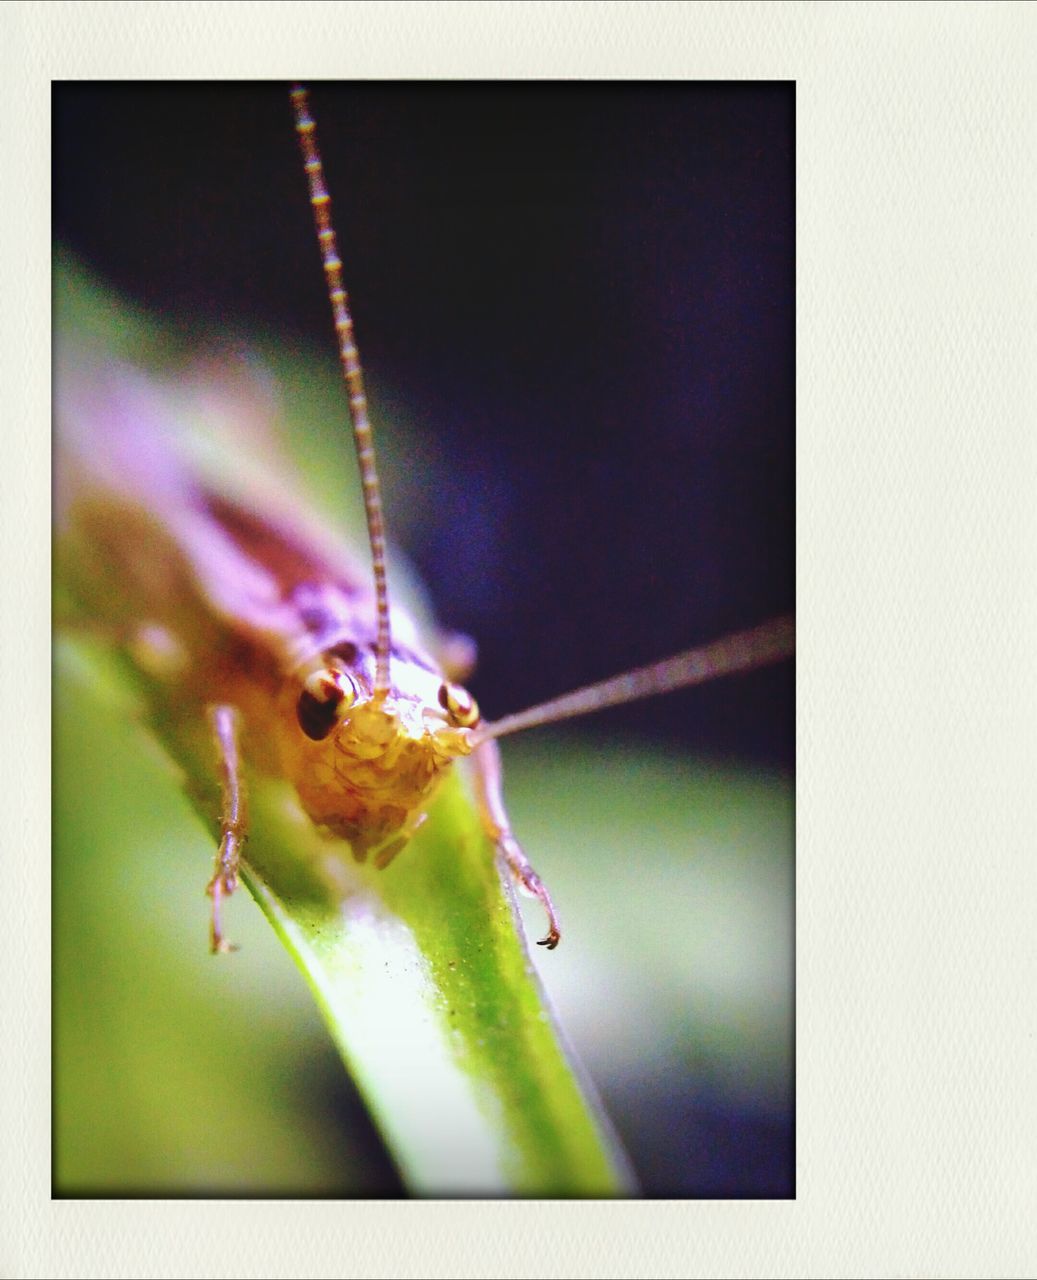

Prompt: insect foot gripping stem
xmin=499 ymin=833 xmax=562 ymax=950
xmin=470 ymin=739 xmax=561 ymax=949
xmin=207 ymin=704 xmax=248 ymax=954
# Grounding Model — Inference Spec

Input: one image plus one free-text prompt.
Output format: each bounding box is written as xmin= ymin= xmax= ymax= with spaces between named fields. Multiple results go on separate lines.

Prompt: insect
xmin=55 ymin=84 xmax=794 ymax=957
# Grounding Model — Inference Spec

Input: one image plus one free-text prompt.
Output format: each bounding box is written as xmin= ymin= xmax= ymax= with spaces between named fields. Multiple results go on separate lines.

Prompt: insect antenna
xmin=471 ymin=615 xmax=794 ymax=745
xmin=290 ymin=84 xmax=393 ymax=698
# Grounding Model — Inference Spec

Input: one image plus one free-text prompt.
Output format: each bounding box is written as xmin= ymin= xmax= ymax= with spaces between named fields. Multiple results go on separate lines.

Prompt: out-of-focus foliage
xmin=56 ymin=263 xmax=635 ymax=1196
xmin=54 ymin=263 xmax=793 ymax=1197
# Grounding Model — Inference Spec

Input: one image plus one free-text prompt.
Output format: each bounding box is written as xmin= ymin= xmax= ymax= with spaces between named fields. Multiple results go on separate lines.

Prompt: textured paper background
xmin=4 ymin=1 xmax=1035 ymax=1276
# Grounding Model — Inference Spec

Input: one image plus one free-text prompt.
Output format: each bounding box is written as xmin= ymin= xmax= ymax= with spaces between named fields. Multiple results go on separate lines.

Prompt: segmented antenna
xmin=472 ymin=615 xmax=795 ymax=744
xmin=290 ymin=85 xmax=392 ymax=698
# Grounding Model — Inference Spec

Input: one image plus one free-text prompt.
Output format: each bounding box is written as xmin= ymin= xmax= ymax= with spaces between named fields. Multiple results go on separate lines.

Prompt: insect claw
xmin=534 ymin=892 xmax=562 ymax=949
xmin=509 ymin=856 xmax=562 ymax=950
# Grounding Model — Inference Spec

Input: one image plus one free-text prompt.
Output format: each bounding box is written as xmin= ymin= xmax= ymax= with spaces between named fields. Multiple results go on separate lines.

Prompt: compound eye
xmin=437 ymin=680 xmax=480 ymax=728
xmin=297 ymin=667 xmax=358 ymax=741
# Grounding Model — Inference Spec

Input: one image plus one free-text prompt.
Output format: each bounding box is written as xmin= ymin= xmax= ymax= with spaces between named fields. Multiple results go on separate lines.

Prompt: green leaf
xmin=239 ymin=768 xmax=629 ymax=1195
xmin=54 ymin=262 xmax=632 ymax=1196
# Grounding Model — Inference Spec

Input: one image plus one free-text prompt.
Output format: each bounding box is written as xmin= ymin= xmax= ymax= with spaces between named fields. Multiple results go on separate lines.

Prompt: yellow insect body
xmin=280 ymin=643 xmax=473 ymax=854
xmin=57 ymin=353 xmax=489 ymax=932
xmin=56 ymin=86 xmax=792 ymax=956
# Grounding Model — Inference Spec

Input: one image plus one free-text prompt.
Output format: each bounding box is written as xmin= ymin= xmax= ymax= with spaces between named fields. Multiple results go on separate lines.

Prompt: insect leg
xmin=55 ymin=615 xmax=188 ymax=682
xmin=469 ymin=739 xmax=561 ymax=949
xmin=206 ymin=704 xmax=249 ymax=954
xmin=435 ymin=630 xmax=478 ymax=684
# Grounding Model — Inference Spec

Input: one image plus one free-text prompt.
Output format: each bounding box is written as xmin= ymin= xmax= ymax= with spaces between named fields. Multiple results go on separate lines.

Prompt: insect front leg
xmin=206 ymin=704 xmax=249 ymax=954
xmin=434 ymin=630 xmax=478 ymax=684
xmin=469 ymin=739 xmax=561 ymax=950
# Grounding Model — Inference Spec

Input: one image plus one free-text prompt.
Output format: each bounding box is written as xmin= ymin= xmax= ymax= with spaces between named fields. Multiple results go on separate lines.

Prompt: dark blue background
xmin=54 ymin=81 xmax=795 ymax=1197
xmin=54 ymin=81 xmax=793 ymax=766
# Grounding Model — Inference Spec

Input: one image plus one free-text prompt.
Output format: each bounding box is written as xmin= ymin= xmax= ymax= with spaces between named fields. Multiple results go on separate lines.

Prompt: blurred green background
xmin=54 ymin=81 xmax=794 ymax=1197
xmin=55 ymin=634 xmax=792 ymax=1196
